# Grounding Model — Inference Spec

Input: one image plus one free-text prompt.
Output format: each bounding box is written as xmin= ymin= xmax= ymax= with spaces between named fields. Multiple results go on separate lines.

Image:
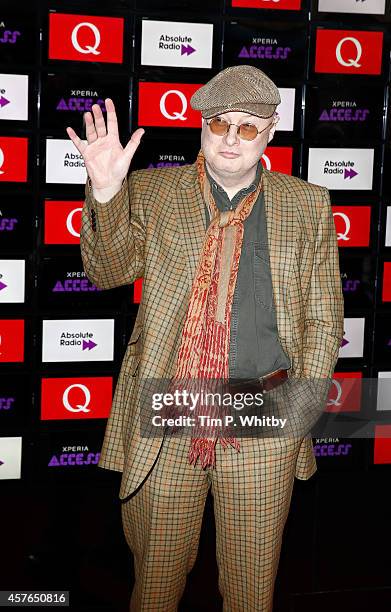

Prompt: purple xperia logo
xmin=314 ymin=443 xmax=352 ymax=457
xmin=0 ymin=218 xmax=18 ymax=231
xmin=0 ymin=397 xmax=15 ymax=411
xmin=0 ymin=280 xmax=7 ymax=291
xmin=0 ymin=96 xmax=10 ymax=108
xmin=82 ymin=339 xmax=96 ymax=351
xmin=238 ymin=45 xmax=291 ymax=60
xmin=319 ymin=108 xmax=369 ymax=122
xmin=344 ymin=168 xmax=358 ymax=180
xmin=181 ymin=44 xmax=195 ymax=56
xmin=56 ymin=98 xmax=105 ymax=112
xmin=48 ymin=447 xmax=100 ymax=467
xmin=0 ymin=31 xmax=21 ymax=44
xmin=52 ymin=279 xmax=102 ymax=292
xmin=342 ymin=279 xmax=361 ymax=292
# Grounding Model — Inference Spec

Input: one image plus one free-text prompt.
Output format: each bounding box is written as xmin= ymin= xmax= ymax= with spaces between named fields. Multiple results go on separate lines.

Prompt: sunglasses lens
xmin=209 ymin=117 xmax=230 ymax=135
xmin=238 ymin=124 xmax=258 ymax=141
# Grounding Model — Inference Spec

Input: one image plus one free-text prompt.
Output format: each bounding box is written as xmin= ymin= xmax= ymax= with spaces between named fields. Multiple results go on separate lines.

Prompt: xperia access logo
xmin=0 ymin=259 xmax=25 ymax=303
xmin=237 ymin=36 xmax=292 ymax=62
xmin=307 ymin=148 xmax=374 ymax=190
xmin=339 ymin=318 xmax=365 ymax=358
xmin=48 ymin=13 xmax=124 ymax=63
xmin=231 ymin=0 xmax=302 ymax=10
xmin=45 ymin=139 xmax=86 ymax=184
xmin=0 ymin=74 xmax=28 ymax=121
xmin=318 ymin=0 xmax=385 ymax=15
xmin=318 ymin=101 xmax=370 ymax=124
xmin=374 ymin=425 xmax=391 ymax=464
xmin=42 ymin=319 xmax=114 ymax=362
xmin=382 ymin=262 xmax=391 ymax=302
xmin=0 ymin=436 xmax=22 ymax=479
xmin=376 ymin=372 xmax=391 ymax=412
xmin=41 ymin=377 xmax=113 ymax=420
xmin=44 ymin=201 xmax=82 ymax=245
xmin=141 ymin=20 xmax=213 ymax=69
xmin=52 ymin=270 xmax=102 ymax=293
xmin=0 ymin=137 xmax=28 ymax=182
xmin=327 ymin=372 xmax=362 ymax=413
xmin=314 ymin=29 xmax=383 ymax=75
xmin=0 ymin=319 xmax=24 ymax=362
xmin=332 ymin=206 xmax=371 ymax=247
xmin=138 ymin=83 xmax=202 ymax=128
xmin=48 ymin=444 xmax=100 ymax=468
xmin=261 ymin=146 xmax=293 ymax=174
xmin=56 ymin=88 xmax=106 ymax=113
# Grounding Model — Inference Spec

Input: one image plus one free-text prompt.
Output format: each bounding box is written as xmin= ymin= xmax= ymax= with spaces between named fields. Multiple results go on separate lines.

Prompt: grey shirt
xmin=204 ymin=161 xmax=291 ymax=379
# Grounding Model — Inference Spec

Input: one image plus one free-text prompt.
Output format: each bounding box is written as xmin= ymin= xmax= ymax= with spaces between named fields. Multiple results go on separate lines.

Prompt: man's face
xmin=200 ymin=111 xmax=278 ymax=181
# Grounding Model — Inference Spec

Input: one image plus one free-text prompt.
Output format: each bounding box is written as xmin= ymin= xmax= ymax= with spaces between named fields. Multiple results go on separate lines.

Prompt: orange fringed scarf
xmin=172 ymin=150 xmax=264 ymax=469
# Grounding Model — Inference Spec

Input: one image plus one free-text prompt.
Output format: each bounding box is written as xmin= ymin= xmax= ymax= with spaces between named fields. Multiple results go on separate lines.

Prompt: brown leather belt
xmin=226 ymin=368 xmax=288 ymax=395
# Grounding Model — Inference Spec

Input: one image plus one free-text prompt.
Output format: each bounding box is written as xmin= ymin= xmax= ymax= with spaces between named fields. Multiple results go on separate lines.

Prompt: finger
xmin=91 ymin=103 xmax=107 ymax=138
xmin=66 ymin=126 xmax=87 ymax=155
xmin=124 ymin=128 xmax=145 ymax=162
xmin=84 ymin=112 xmax=98 ymax=144
xmin=104 ymin=98 xmax=119 ymax=138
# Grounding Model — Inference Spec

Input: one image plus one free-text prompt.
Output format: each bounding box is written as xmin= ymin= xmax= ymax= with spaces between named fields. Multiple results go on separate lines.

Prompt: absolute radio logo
xmin=141 ymin=20 xmax=213 ymax=69
xmin=327 ymin=372 xmax=362 ymax=413
xmin=48 ymin=13 xmax=124 ymax=63
xmin=138 ymin=82 xmax=202 ymax=128
xmin=318 ymin=0 xmax=386 ymax=15
xmin=0 ymin=436 xmax=22 ymax=479
xmin=0 ymin=319 xmax=24 ymax=362
xmin=307 ymin=148 xmax=374 ymax=190
xmin=339 ymin=317 xmax=365 ymax=358
xmin=45 ymin=139 xmax=86 ymax=184
xmin=41 ymin=319 xmax=114 ymax=362
xmin=0 ymin=259 xmax=25 ymax=303
xmin=0 ymin=137 xmax=28 ymax=182
xmin=231 ymin=0 xmax=302 ymax=10
xmin=261 ymin=146 xmax=293 ymax=174
xmin=332 ymin=206 xmax=371 ymax=247
xmin=44 ymin=201 xmax=82 ymax=245
xmin=314 ymin=29 xmax=383 ymax=75
xmin=0 ymin=73 xmax=28 ymax=121
xmin=41 ymin=377 xmax=113 ymax=420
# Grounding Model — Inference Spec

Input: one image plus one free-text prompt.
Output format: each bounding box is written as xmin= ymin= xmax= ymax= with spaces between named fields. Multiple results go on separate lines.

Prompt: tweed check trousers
xmin=121 ymin=432 xmax=301 ymax=612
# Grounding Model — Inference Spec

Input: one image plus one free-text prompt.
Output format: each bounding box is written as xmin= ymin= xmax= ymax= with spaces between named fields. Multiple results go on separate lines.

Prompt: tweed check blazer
xmin=81 ymin=161 xmax=344 ymax=500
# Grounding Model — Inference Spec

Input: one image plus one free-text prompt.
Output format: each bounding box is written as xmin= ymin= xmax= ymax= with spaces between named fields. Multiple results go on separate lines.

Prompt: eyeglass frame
xmin=205 ymin=115 xmax=277 ymax=141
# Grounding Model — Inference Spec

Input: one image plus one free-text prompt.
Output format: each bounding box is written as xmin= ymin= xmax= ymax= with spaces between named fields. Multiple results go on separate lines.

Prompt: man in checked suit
xmin=67 ymin=65 xmax=344 ymax=611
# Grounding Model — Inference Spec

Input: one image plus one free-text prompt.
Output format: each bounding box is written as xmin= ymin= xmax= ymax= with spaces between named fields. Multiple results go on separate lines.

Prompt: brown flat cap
xmin=190 ymin=65 xmax=281 ymax=119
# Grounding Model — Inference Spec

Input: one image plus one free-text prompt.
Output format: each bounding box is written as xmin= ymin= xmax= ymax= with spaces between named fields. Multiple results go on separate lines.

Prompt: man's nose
xmin=224 ymin=124 xmax=240 ymax=146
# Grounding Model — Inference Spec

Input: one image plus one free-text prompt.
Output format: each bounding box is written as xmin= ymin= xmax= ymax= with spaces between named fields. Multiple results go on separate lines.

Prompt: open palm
xmin=66 ymin=98 xmax=144 ymax=190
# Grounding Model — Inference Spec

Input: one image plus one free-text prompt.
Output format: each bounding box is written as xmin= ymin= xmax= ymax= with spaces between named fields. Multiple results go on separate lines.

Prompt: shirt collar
xmin=205 ymin=160 xmax=263 ymax=197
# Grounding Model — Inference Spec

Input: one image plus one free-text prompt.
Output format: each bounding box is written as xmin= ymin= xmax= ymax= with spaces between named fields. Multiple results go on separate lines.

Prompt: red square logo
xmin=332 ymin=206 xmax=371 ymax=247
xmin=0 ymin=137 xmax=28 ymax=182
xmin=382 ymin=262 xmax=391 ymax=302
xmin=0 ymin=320 xmax=24 ymax=362
xmin=327 ymin=372 xmax=362 ymax=413
xmin=48 ymin=13 xmax=124 ymax=63
xmin=231 ymin=0 xmax=301 ymax=9
xmin=44 ymin=201 xmax=82 ymax=245
xmin=138 ymin=83 xmax=202 ymax=128
xmin=261 ymin=146 xmax=293 ymax=175
xmin=41 ymin=377 xmax=113 ymax=420
xmin=374 ymin=425 xmax=391 ymax=464
xmin=315 ymin=29 xmax=383 ymax=75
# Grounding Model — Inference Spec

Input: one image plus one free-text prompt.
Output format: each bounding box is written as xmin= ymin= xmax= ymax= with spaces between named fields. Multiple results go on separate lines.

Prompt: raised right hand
xmin=66 ymin=98 xmax=144 ymax=191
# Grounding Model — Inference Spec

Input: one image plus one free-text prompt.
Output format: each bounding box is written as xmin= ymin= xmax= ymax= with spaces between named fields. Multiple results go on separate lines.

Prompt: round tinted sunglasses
xmin=206 ymin=116 xmax=275 ymax=141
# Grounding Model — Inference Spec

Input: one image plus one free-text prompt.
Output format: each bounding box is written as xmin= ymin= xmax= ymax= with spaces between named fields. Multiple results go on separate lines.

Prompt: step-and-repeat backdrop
xmin=1 ymin=0 xmax=391 ymax=483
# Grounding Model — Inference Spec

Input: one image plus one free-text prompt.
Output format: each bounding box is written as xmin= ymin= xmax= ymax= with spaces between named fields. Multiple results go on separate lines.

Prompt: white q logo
xmin=333 ymin=211 xmax=351 ymax=242
xmin=71 ymin=22 xmax=101 ymax=56
xmin=63 ymin=384 xmax=91 ymax=413
xmin=159 ymin=90 xmax=188 ymax=121
xmin=261 ymin=154 xmax=271 ymax=171
xmin=327 ymin=379 xmax=343 ymax=407
xmin=66 ymin=208 xmax=82 ymax=238
xmin=0 ymin=147 xmax=4 ymax=175
xmin=335 ymin=37 xmax=362 ymax=68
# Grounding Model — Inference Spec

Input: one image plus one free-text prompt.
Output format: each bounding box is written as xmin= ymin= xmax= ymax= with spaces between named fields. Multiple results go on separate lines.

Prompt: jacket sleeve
xmin=80 ymin=172 xmax=146 ymax=290
xmin=302 ymin=187 xmax=345 ymax=379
